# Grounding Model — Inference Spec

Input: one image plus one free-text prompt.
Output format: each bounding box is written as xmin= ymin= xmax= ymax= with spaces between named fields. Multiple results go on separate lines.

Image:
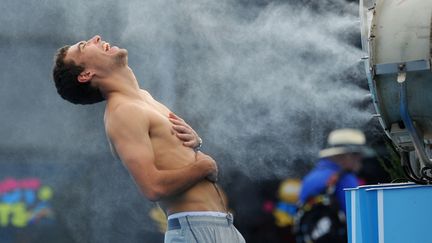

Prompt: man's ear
xmin=77 ymin=71 xmax=95 ymax=83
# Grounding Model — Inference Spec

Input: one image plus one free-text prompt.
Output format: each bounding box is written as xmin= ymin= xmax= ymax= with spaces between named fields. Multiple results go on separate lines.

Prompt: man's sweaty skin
xmin=104 ymin=90 xmax=224 ymax=215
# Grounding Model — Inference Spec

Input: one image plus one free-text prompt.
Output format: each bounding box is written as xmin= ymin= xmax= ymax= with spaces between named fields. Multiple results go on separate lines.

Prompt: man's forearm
xmin=143 ymin=158 xmax=213 ymax=201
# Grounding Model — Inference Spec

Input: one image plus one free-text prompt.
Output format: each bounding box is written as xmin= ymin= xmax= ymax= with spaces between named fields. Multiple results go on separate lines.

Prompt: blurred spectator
xmin=294 ymin=129 xmax=373 ymax=243
xmin=273 ymin=179 xmax=301 ymax=227
xmin=272 ymin=178 xmax=301 ymax=242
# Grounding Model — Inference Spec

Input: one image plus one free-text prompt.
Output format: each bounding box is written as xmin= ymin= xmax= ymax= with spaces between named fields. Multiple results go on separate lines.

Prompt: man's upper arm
xmin=105 ymin=105 xmax=158 ymax=197
xmin=107 ymin=105 xmax=152 ymax=160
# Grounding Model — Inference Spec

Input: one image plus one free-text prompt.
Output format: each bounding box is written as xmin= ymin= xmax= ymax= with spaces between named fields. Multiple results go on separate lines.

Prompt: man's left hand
xmin=169 ymin=113 xmax=202 ymax=149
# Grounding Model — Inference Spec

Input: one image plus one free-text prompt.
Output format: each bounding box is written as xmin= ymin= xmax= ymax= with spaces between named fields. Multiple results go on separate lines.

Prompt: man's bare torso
xmin=104 ymin=90 xmax=224 ymax=215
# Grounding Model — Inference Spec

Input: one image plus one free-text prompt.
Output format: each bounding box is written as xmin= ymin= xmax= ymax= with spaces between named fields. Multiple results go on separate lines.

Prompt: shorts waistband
xmin=168 ymin=211 xmax=227 ymax=220
xmin=167 ymin=212 xmax=234 ymax=231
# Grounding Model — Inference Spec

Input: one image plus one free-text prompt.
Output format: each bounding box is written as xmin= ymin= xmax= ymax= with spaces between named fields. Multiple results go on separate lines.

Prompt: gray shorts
xmin=164 ymin=214 xmax=246 ymax=243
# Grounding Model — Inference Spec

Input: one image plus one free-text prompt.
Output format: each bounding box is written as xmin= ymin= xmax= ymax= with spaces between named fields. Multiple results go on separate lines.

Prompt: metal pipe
xmin=399 ymin=81 xmax=432 ymax=182
xmin=400 ymin=151 xmax=427 ymax=184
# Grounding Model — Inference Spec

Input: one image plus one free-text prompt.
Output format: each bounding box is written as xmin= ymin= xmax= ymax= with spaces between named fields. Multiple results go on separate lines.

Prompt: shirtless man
xmin=52 ymin=35 xmax=245 ymax=243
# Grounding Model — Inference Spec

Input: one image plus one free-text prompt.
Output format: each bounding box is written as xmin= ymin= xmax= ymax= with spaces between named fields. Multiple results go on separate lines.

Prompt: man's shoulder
xmin=104 ymin=100 xmax=151 ymax=133
xmin=106 ymin=100 xmax=149 ymax=120
xmin=302 ymin=168 xmax=333 ymax=185
xmin=301 ymin=163 xmax=341 ymax=190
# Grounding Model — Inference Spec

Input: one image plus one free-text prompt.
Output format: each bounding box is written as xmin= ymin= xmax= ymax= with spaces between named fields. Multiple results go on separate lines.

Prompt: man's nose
xmin=88 ymin=35 xmax=101 ymax=44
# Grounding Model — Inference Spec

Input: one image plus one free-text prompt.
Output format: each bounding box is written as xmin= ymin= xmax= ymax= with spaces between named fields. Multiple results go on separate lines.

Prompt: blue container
xmin=345 ymin=183 xmax=432 ymax=243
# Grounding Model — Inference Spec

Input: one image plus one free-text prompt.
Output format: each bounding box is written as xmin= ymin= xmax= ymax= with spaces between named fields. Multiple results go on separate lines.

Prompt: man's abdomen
xmin=161 ymin=180 xmax=226 ymax=216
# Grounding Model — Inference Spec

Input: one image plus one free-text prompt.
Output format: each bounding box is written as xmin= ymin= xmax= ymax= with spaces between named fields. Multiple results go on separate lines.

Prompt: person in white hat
xmin=294 ymin=129 xmax=373 ymax=243
xmin=298 ymin=128 xmax=372 ymax=212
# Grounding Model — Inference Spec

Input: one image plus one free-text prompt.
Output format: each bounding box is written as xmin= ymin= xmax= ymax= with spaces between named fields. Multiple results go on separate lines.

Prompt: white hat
xmin=318 ymin=129 xmax=374 ymax=158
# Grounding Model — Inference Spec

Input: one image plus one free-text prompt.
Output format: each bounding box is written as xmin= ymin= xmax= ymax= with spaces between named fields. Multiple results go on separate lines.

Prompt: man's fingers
xmin=169 ymin=118 xmax=188 ymax=127
xmin=183 ymin=141 xmax=196 ymax=147
xmin=169 ymin=118 xmax=192 ymax=129
xmin=168 ymin=113 xmax=184 ymax=121
xmin=168 ymin=112 xmax=178 ymax=119
xmin=169 ymin=115 xmax=201 ymax=149
xmin=172 ymin=125 xmax=190 ymax=134
xmin=176 ymin=133 xmax=194 ymax=141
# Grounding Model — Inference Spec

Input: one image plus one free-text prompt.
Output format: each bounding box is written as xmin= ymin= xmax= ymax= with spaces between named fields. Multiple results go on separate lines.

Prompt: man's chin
xmin=114 ymin=49 xmax=128 ymax=66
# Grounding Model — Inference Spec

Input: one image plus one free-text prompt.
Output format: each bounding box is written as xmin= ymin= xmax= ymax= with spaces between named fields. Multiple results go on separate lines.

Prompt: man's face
xmin=343 ymin=153 xmax=363 ymax=172
xmin=65 ymin=35 xmax=128 ymax=76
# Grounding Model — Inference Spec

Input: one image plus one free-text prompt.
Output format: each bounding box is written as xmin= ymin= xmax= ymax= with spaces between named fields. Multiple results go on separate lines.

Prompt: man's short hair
xmin=52 ymin=45 xmax=105 ymax=105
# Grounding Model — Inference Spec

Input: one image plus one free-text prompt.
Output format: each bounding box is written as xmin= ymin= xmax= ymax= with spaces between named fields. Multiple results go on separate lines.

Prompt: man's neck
xmin=99 ymin=66 xmax=143 ymax=100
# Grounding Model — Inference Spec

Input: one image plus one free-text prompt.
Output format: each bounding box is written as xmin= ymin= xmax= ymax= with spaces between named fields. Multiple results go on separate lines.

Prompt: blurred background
xmin=0 ymin=0 xmax=398 ymax=242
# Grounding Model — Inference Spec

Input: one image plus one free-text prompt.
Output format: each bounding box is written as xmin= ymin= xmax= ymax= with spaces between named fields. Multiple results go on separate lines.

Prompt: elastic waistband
xmin=167 ymin=213 xmax=234 ymax=231
xmin=168 ymin=211 xmax=227 ymax=220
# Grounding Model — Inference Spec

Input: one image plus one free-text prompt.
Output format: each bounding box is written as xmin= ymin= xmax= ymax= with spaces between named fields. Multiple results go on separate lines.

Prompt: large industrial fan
xmin=360 ymin=0 xmax=432 ymax=183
